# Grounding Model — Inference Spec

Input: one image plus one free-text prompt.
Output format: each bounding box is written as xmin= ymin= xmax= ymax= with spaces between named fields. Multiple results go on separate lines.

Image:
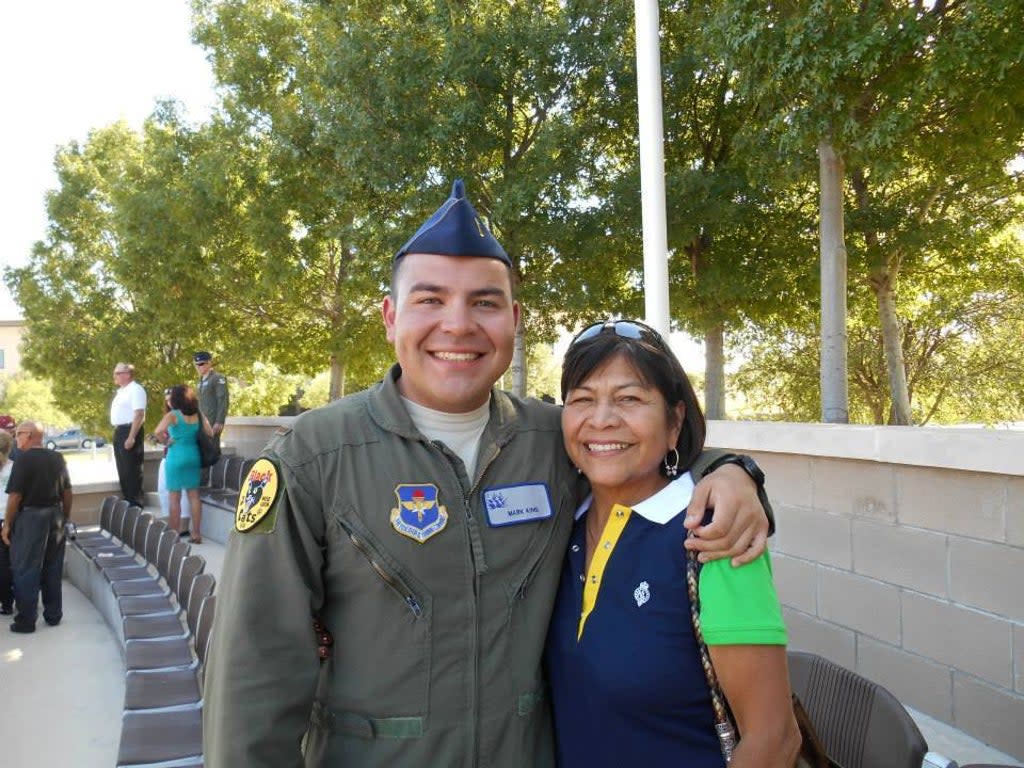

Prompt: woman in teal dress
xmin=155 ymin=384 xmax=212 ymax=543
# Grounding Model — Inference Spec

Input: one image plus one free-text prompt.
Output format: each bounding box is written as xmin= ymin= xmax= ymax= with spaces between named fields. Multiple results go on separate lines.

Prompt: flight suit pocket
xmin=321 ymin=514 xmax=433 ymax=719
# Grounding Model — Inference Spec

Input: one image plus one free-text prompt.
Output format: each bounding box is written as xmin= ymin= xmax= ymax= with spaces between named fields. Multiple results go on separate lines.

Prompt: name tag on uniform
xmin=483 ymin=483 xmax=554 ymax=527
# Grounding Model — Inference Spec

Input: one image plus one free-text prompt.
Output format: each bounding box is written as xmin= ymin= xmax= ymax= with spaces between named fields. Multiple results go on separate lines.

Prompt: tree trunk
xmin=871 ymin=272 xmax=913 ymax=424
xmin=328 ymin=355 xmax=345 ymax=401
xmin=818 ymin=140 xmax=849 ymax=423
xmin=510 ymin=324 xmax=527 ymax=397
xmin=704 ymin=324 xmax=726 ymax=419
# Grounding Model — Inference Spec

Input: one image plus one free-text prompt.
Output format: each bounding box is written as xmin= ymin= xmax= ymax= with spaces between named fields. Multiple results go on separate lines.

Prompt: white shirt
xmin=0 ymin=459 xmax=12 ymax=522
xmin=401 ymin=396 xmax=490 ymax=479
xmin=110 ymin=380 xmax=147 ymax=426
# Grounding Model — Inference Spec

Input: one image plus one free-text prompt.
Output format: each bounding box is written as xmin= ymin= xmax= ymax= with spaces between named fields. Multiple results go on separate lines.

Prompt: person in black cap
xmin=194 ymin=351 xmax=229 ymax=444
xmin=204 ymin=179 xmax=772 ymax=767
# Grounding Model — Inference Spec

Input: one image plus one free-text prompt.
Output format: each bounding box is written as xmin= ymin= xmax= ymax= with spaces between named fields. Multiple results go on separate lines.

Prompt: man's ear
xmin=382 ymin=295 xmax=397 ymax=343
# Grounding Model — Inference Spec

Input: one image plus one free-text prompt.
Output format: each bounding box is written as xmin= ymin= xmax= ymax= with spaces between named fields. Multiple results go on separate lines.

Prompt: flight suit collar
xmin=368 ymin=364 xmax=519 ymax=449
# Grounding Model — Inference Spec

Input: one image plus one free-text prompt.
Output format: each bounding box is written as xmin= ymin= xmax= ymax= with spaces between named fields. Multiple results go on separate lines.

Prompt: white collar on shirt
xmin=573 ymin=472 xmax=696 ymax=524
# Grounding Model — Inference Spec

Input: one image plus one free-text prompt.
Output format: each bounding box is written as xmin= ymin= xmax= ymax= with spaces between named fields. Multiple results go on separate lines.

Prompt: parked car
xmin=44 ymin=429 xmax=106 ymax=451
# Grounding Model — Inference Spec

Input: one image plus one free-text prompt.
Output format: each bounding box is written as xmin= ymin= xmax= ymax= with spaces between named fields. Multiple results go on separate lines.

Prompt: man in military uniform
xmin=204 ymin=180 xmax=772 ymax=767
xmin=194 ymin=351 xmax=229 ymax=444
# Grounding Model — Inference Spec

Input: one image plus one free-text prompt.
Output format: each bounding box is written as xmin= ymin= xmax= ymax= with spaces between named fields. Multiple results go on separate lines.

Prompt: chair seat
xmin=119 ymin=594 xmax=178 ymax=617
xmin=113 ymin=579 xmax=167 ymax=598
xmin=125 ymin=637 xmax=193 ymax=671
xmin=118 ymin=707 xmax=202 ymax=765
xmin=123 ymin=613 xmax=187 ymax=641
xmin=102 ymin=565 xmax=154 ymax=583
xmin=92 ymin=553 xmax=139 ymax=568
xmin=123 ymin=668 xmax=200 ymax=710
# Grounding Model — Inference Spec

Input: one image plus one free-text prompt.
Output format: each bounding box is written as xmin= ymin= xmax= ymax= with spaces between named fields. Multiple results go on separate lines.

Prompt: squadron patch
xmin=236 ymin=458 xmax=281 ymax=533
xmin=390 ymin=484 xmax=448 ymax=543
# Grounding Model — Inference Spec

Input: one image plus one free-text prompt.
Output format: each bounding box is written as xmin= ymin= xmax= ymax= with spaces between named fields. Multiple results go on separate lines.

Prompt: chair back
xmin=99 ymin=496 xmax=119 ymax=533
xmin=176 ymin=554 xmax=206 ymax=607
xmin=155 ymin=530 xmax=178 ymax=579
xmin=132 ymin=513 xmax=152 ymax=555
xmin=788 ymin=651 xmax=927 ymax=768
xmin=165 ymin=541 xmax=192 ymax=599
xmin=120 ymin=505 xmax=141 ymax=548
xmin=145 ymin=521 xmax=168 ymax=565
xmin=110 ymin=500 xmax=129 ymax=543
xmin=223 ymin=456 xmax=245 ymax=490
xmin=196 ymin=594 xmax=218 ymax=674
xmin=185 ymin=573 xmax=216 ymax=635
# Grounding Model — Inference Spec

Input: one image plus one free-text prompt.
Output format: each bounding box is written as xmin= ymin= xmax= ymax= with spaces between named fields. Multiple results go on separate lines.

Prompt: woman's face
xmin=562 ymin=353 xmax=683 ymax=507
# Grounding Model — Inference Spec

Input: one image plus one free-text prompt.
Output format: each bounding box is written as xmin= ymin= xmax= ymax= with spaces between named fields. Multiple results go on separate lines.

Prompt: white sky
xmin=0 ymin=0 xmax=217 ymax=319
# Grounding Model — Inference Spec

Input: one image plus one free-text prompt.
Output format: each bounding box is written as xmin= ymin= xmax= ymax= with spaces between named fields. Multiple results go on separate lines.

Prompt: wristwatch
xmin=702 ymin=453 xmax=765 ymax=490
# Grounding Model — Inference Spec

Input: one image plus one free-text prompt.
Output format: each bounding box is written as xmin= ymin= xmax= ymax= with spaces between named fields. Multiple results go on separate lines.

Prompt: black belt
xmin=114 ymin=424 xmax=132 ymax=429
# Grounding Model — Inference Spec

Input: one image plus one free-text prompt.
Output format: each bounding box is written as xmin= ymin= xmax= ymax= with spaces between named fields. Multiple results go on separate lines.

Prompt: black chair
xmin=123 ymin=571 xmax=214 ymax=642
xmin=788 ymin=650 xmax=928 ymax=768
xmin=123 ymin=555 xmax=206 ymax=671
xmin=123 ymin=589 xmax=216 ymax=708
xmin=75 ymin=495 xmax=119 ymax=543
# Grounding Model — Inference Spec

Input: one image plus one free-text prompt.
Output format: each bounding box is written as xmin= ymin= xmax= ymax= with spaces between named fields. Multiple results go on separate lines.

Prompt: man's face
xmin=382 ymin=253 xmax=519 ymax=413
xmin=113 ymin=367 xmax=131 ymax=386
xmin=195 ymin=360 xmax=211 ymax=376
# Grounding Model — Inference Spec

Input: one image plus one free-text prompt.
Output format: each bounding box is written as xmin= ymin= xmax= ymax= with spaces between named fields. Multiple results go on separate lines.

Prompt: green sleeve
xmin=698 ymin=551 xmax=787 ymax=646
xmin=203 ymin=442 xmax=326 ymax=767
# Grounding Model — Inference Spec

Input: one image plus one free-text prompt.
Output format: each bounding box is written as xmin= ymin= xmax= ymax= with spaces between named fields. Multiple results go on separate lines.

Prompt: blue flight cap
xmin=395 ymin=179 xmax=511 ymax=266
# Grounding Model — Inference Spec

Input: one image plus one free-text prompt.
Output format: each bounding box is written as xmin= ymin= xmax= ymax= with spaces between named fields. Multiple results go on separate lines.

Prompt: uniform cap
xmin=395 ymin=179 xmax=510 ymax=266
xmin=193 ymin=351 xmax=212 ymax=364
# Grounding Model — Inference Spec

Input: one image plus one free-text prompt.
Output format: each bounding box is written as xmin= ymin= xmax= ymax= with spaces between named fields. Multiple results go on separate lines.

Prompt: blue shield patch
xmin=390 ymin=484 xmax=448 ymax=543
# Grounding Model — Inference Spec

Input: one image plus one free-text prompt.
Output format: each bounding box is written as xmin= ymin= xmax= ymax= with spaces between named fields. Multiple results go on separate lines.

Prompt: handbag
xmin=685 ymin=535 xmax=830 ymax=767
xmin=197 ymin=421 xmax=221 ymax=468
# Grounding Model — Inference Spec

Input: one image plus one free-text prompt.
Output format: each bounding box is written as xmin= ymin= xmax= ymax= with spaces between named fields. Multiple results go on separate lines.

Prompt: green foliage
xmin=733 ymin=229 xmax=1024 ymax=425
xmin=231 ymin=361 xmax=305 ymax=417
xmin=0 ymin=373 xmax=72 ymax=429
xmin=298 ymin=370 xmax=331 ymax=411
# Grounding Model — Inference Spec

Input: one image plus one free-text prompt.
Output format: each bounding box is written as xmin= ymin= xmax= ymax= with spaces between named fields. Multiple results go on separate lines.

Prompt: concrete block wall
xmin=708 ymin=421 xmax=1024 ymax=760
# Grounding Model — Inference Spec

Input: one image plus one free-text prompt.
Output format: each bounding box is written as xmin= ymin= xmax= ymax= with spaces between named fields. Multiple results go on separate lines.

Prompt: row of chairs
xmin=74 ymin=496 xmax=217 ymax=767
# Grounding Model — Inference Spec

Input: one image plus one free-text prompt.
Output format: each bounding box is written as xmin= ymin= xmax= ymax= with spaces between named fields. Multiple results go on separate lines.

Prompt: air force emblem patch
xmin=390 ymin=484 xmax=448 ymax=543
xmin=236 ymin=458 xmax=280 ymax=533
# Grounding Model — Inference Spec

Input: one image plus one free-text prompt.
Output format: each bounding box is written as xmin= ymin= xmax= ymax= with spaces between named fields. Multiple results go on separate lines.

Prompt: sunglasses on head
xmin=569 ymin=319 xmax=668 ymax=350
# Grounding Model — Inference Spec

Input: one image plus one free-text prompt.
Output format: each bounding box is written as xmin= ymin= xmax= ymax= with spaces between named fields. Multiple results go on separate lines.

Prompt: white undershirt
xmin=401 ymin=396 xmax=490 ymax=479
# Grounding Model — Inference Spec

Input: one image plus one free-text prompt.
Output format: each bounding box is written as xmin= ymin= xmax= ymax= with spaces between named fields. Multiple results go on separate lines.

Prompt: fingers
xmin=731 ymin=529 xmax=768 ymax=567
xmin=684 ymin=480 xmax=712 ymax=529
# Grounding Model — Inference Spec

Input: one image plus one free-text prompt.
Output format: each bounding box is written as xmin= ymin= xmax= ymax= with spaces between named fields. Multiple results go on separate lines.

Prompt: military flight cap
xmin=193 ymin=351 xmax=212 ymax=364
xmin=395 ymin=179 xmax=511 ymax=266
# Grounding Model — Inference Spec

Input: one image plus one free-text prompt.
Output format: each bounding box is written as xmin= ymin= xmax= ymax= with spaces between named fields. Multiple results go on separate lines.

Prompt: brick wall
xmin=708 ymin=422 xmax=1024 ymax=760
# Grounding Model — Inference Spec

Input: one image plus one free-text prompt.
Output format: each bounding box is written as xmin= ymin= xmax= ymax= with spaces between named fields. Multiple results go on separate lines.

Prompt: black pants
xmin=0 ymin=528 xmax=13 ymax=611
xmin=10 ymin=505 xmax=65 ymax=625
xmin=114 ymin=424 xmax=145 ymax=507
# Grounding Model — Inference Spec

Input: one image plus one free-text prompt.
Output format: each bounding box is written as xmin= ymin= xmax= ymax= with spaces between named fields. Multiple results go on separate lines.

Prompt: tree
xmin=0 ymin=373 xmax=71 ymax=429
xmin=733 ymin=226 xmax=1024 ymax=424
xmin=714 ymin=0 xmax=1024 ymax=423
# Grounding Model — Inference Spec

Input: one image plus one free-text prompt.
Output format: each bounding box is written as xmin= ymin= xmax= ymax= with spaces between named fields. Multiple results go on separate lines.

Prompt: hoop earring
xmin=663 ymin=448 xmax=679 ymax=477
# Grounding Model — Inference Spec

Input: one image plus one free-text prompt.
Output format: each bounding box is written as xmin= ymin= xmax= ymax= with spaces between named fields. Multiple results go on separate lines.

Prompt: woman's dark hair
xmin=169 ymin=384 xmax=200 ymax=416
xmin=561 ymin=321 xmax=706 ymax=474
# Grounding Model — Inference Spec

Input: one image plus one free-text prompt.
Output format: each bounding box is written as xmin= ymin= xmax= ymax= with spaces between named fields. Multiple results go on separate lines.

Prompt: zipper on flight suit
xmin=337 ymin=521 xmax=423 ymax=617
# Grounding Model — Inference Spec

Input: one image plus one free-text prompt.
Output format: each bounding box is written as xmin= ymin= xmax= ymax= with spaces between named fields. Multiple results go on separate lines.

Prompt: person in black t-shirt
xmin=2 ymin=420 xmax=73 ymax=633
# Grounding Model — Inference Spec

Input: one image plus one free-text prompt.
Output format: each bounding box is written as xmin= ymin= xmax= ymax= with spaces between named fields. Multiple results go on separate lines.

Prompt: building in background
xmin=0 ymin=320 xmax=25 ymax=376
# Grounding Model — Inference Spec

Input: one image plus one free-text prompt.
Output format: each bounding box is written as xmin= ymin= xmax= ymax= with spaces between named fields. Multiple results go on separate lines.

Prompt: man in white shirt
xmin=109 ymin=363 xmax=147 ymax=508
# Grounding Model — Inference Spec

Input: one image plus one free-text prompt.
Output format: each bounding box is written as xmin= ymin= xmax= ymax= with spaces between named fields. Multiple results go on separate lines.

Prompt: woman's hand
xmin=684 ymin=463 xmax=769 ymax=566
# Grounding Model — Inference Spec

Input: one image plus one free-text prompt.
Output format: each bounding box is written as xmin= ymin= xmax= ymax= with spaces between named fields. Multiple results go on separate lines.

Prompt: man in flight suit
xmin=204 ymin=180 xmax=772 ymax=767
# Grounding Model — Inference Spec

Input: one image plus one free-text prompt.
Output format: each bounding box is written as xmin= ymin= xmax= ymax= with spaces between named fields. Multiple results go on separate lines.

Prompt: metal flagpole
xmin=634 ymin=0 xmax=671 ymax=339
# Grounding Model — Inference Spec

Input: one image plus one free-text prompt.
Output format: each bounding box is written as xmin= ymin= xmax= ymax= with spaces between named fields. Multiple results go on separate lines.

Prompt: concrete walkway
xmin=1 ymin=513 xmax=1019 ymax=767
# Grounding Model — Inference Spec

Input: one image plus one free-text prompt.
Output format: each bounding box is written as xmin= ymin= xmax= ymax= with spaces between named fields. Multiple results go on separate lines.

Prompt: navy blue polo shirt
xmin=544 ymin=474 xmax=785 ymax=768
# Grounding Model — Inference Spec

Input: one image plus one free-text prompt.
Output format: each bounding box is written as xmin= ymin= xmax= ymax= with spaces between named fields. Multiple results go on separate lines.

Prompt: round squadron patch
xmin=236 ymin=458 xmax=281 ymax=533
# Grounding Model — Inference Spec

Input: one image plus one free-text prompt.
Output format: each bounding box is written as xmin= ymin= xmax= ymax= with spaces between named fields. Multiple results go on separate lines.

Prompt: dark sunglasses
xmin=569 ymin=319 xmax=669 ymax=350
